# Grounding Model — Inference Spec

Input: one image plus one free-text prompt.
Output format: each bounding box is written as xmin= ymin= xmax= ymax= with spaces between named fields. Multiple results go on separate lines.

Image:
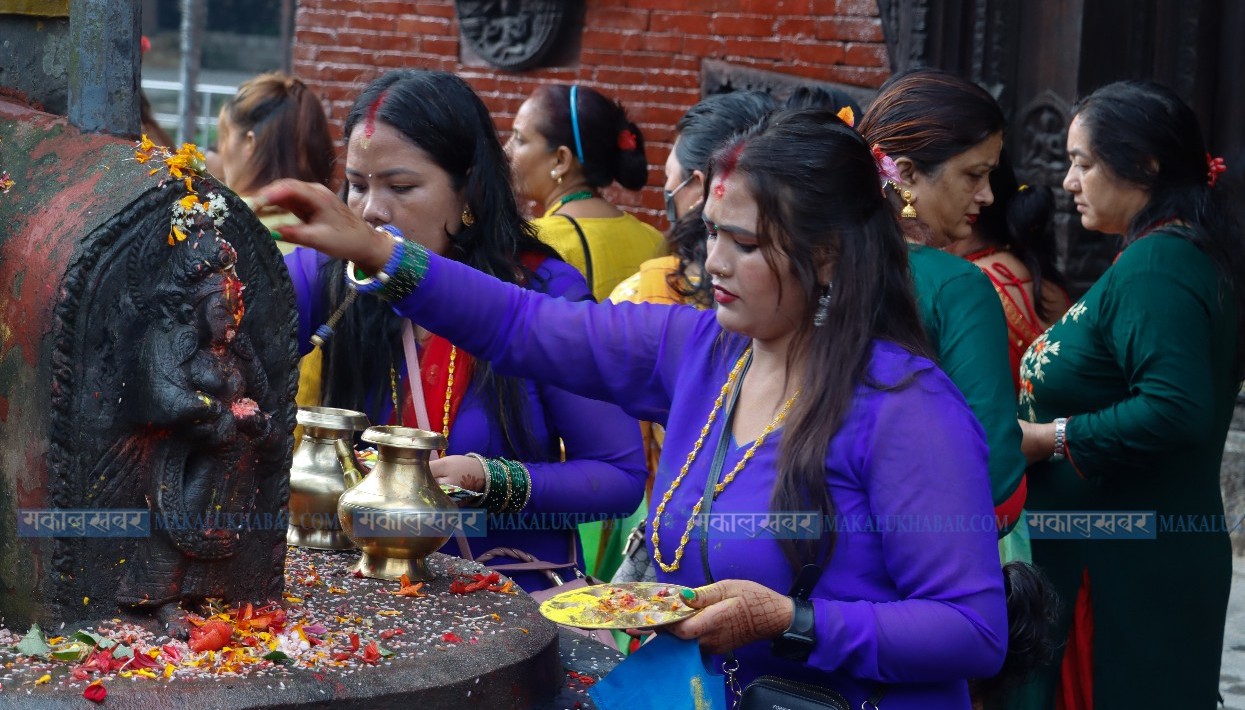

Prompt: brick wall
xmin=292 ymin=0 xmax=886 ymax=225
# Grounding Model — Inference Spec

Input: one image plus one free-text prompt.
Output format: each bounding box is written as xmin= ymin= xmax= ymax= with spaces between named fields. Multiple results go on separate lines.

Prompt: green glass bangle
xmin=376 ymin=238 xmax=430 ymax=302
xmin=499 ymin=458 xmax=531 ymax=513
xmin=479 ymin=457 xmax=508 ymax=512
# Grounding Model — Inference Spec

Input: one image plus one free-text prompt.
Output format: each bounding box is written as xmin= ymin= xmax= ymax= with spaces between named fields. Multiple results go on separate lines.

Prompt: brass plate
xmin=538 ymin=582 xmax=696 ymax=630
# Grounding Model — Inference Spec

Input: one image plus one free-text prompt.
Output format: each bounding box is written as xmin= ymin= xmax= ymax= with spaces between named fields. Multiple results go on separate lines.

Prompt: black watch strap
xmin=771 ymin=596 xmax=816 ymax=662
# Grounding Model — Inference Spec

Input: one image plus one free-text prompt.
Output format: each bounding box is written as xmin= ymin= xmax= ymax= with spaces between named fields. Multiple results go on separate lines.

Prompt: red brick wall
xmin=293 ymin=0 xmax=886 ymax=225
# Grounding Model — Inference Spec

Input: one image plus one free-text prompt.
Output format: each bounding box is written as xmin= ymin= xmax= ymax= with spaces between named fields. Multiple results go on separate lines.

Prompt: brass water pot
xmin=286 ymin=407 xmax=370 ymax=549
xmin=337 ymin=426 xmax=454 ymax=581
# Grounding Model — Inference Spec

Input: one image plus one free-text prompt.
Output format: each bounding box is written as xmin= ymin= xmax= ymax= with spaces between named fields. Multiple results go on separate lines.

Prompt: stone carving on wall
xmin=700 ymin=60 xmax=875 ymax=114
xmin=876 ymin=0 xmax=930 ymax=74
xmin=455 ymin=0 xmax=570 ymax=71
xmin=1016 ymin=90 xmax=1070 ymax=188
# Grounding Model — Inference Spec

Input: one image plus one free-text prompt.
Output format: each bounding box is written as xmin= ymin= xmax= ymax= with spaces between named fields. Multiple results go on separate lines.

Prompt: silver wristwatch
xmin=1050 ymin=417 xmax=1068 ymax=462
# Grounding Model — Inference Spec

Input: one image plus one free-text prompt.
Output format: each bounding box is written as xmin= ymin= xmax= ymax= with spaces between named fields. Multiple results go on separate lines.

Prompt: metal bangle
xmin=346 ymin=225 xmax=405 ymax=294
xmin=463 ymin=452 xmax=490 ymax=504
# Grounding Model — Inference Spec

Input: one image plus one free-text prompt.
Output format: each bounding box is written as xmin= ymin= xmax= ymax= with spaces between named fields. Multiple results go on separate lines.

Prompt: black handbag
xmin=739 ymin=675 xmax=851 ymax=710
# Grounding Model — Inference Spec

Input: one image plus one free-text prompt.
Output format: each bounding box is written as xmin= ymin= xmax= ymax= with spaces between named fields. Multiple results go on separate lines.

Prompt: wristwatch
xmin=1051 ymin=417 xmax=1068 ymax=462
xmin=771 ymin=597 xmax=816 ymax=662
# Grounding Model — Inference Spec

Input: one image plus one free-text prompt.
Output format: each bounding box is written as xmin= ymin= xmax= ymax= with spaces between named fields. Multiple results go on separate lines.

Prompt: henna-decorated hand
xmin=430 ymin=455 xmax=488 ymax=496
xmin=668 ymin=580 xmax=795 ymax=655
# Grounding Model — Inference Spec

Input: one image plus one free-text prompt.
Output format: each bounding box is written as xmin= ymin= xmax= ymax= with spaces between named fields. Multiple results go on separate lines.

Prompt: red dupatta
xmin=394 ymin=250 xmax=548 ymax=435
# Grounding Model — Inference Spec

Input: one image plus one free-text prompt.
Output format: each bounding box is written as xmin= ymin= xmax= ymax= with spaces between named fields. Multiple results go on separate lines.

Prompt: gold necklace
xmin=650 ymin=347 xmax=800 ymax=573
xmin=441 ymin=345 xmax=457 ymax=438
xmin=390 ymin=345 xmax=457 ymax=438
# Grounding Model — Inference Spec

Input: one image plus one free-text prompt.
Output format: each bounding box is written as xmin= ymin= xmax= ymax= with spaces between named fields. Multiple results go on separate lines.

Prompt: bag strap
xmin=558 ymin=213 xmax=594 ymax=293
xmin=698 ymin=350 xmax=887 ymax=707
xmin=698 ymin=350 xmax=750 ymax=585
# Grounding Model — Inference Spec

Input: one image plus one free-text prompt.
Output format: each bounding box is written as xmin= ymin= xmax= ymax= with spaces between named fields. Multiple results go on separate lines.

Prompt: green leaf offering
xmin=71 ymin=630 xmax=116 ymax=649
xmin=262 ymin=650 xmax=292 ymax=664
xmin=112 ymin=644 xmax=134 ymax=659
xmin=50 ymin=643 xmax=90 ymax=662
xmin=15 ymin=624 xmax=50 ymax=657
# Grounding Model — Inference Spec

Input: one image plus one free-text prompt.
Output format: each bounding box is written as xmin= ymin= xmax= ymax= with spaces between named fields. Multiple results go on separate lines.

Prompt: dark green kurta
xmin=910 ymin=244 xmax=1028 ymax=521
xmin=1014 ymin=230 xmax=1235 ymax=708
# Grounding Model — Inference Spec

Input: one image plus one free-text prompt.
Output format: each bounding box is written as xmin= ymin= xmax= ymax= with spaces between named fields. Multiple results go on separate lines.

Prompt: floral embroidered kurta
xmin=1013 ymin=230 xmax=1236 ymax=708
xmin=393 ymin=250 xmax=1008 ymax=709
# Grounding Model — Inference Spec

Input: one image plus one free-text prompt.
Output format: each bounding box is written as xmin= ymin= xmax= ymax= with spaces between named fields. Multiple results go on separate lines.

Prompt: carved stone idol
xmin=0 ymin=99 xmax=298 ymax=632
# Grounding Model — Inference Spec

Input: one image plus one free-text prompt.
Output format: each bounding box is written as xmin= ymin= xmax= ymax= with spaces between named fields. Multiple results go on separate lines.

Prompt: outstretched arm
xmin=260 ymin=179 xmax=713 ymax=423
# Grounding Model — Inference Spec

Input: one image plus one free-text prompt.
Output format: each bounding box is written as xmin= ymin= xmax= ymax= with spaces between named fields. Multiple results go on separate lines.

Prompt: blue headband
xmin=569 ymin=85 xmax=585 ymax=164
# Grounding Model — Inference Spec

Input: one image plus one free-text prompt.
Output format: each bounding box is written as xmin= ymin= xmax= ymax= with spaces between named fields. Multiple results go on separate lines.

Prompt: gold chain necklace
xmin=390 ymin=344 xmax=457 ymax=439
xmin=441 ymin=346 xmax=457 ymax=438
xmin=651 ymin=347 xmax=800 ymax=573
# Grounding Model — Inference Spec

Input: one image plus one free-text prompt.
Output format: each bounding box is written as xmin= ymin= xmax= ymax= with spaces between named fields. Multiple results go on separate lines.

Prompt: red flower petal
xmin=83 ymin=680 xmax=107 ymax=704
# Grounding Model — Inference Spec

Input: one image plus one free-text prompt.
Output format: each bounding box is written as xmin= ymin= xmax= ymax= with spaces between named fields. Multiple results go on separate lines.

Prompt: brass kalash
xmin=286 ymin=407 xmax=371 ymax=549
xmin=337 ymin=426 xmax=458 ymax=581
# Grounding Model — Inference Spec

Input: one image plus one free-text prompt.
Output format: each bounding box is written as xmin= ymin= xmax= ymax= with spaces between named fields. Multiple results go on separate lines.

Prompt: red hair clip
xmin=617 ymin=129 xmax=637 ymax=152
xmin=1207 ymin=153 xmax=1227 ymax=187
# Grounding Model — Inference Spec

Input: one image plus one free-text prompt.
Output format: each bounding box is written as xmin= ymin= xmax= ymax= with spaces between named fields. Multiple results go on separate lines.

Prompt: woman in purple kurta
xmin=285 ymin=70 xmax=646 ymax=591
xmin=263 ymin=110 xmax=1008 ymax=708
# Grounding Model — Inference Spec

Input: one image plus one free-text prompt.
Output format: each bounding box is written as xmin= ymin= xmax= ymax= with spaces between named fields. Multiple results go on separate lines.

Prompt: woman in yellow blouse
xmin=507 ymin=84 xmax=665 ymax=300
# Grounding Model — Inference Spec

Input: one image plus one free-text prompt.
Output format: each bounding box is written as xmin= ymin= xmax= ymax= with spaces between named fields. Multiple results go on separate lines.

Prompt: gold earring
xmin=461 ymin=206 xmax=475 ymax=227
xmin=900 ymin=189 xmax=918 ymax=219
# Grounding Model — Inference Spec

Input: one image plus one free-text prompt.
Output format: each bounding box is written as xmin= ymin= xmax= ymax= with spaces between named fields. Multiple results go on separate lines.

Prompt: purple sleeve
xmin=283 ymin=246 xmax=325 ymax=355
xmin=524 ymin=381 xmax=647 ymax=515
xmin=809 ymin=369 xmax=1008 ymax=681
xmin=394 ymin=250 xmax=716 ymax=424
xmin=514 ymin=258 xmax=647 ymax=515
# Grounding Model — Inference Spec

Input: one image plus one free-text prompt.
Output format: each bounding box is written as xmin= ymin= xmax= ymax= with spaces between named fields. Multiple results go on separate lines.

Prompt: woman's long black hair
xmin=667 ymin=90 xmax=775 ymax=307
xmin=1073 ymin=79 xmax=1245 ymax=377
xmin=318 ymin=69 xmax=559 ymax=459
xmin=706 ymin=108 xmax=930 ymax=570
xmin=976 ymin=149 xmax=1067 ymax=322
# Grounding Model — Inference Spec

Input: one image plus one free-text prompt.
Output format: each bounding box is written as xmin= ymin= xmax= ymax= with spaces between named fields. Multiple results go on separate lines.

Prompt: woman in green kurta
xmin=859 ymin=70 xmax=1029 ymax=536
xmin=1015 ymin=80 xmax=1243 ymax=708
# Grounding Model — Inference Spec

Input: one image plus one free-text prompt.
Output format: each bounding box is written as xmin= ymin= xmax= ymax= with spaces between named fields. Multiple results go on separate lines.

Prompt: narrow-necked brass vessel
xmin=286 ymin=406 xmax=370 ymax=549
xmin=337 ymin=426 xmax=454 ymax=581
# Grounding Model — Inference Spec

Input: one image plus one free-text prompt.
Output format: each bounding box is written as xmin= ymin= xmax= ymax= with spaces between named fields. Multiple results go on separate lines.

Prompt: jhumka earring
xmin=900 ymin=189 xmax=918 ymax=219
xmin=814 ymin=282 xmax=833 ymax=327
xmin=461 ymin=206 xmax=475 ymax=227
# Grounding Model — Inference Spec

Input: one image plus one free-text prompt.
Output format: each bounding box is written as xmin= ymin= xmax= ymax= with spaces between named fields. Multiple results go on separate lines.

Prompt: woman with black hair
xmin=507 ymin=84 xmax=666 ymax=301
xmin=611 ymin=90 xmax=776 ymax=310
xmin=945 ymin=151 xmax=1071 ymax=391
xmin=858 ymin=68 xmax=1028 ymax=534
xmin=285 ymin=70 xmax=646 ymax=592
xmin=1015 ymin=80 xmax=1243 ymax=709
xmin=604 ymin=90 xmax=776 ymax=587
xmin=261 ymin=107 xmax=1009 ymax=707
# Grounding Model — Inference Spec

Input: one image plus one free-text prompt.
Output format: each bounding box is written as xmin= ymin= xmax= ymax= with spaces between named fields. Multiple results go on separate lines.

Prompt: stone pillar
xmin=67 ymin=0 xmax=141 ymax=135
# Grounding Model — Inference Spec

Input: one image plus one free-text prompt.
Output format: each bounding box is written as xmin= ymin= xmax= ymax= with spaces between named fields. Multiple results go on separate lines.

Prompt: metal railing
xmin=141 ymin=78 xmax=238 ymax=146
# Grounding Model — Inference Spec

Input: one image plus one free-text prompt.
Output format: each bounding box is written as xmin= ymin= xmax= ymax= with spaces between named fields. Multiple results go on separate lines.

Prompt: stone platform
xmin=0 ymin=549 xmax=624 ymax=709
